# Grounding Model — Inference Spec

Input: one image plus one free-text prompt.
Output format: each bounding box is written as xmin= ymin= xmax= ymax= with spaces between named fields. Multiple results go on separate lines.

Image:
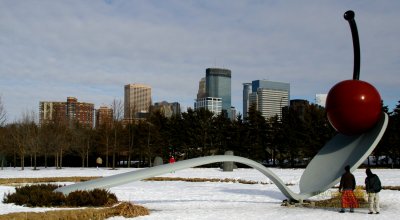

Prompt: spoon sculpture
xmin=56 ymin=11 xmax=388 ymax=201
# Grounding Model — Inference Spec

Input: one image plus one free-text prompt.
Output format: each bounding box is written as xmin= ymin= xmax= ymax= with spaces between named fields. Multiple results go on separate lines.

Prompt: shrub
xmin=3 ymin=184 xmax=65 ymax=207
xmin=89 ymin=188 xmax=118 ymax=206
xmin=3 ymin=184 xmax=118 ymax=207
xmin=66 ymin=189 xmax=118 ymax=207
xmin=66 ymin=190 xmax=91 ymax=206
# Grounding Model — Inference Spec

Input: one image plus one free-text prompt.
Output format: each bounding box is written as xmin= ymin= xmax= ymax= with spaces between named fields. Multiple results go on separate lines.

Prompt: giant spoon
xmin=56 ymin=11 xmax=388 ymax=201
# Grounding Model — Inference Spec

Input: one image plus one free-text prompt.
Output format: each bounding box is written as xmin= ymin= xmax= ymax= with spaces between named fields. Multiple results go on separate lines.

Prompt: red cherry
xmin=326 ymin=80 xmax=381 ymax=135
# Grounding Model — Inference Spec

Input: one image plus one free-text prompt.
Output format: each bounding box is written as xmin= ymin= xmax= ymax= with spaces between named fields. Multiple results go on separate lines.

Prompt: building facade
xmin=197 ymin=77 xmax=206 ymax=99
xmin=242 ymin=83 xmax=252 ymax=119
xmin=124 ymin=84 xmax=152 ymax=120
xmin=194 ymin=97 xmax=222 ymax=115
xmin=245 ymin=80 xmax=290 ymax=120
xmin=315 ymin=94 xmax=327 ymax=107
xmin=153 ymin=101 xmax=181 ymax=118
xmin=95 ymin=106 xmax=113 ymax=128
xmin=290 ymin=99 xmax=310 ymax=121
xmin=205 ymin=68 xmax=232 ymax=117
xmin=39 ymin=97 xmax=94 ymax=127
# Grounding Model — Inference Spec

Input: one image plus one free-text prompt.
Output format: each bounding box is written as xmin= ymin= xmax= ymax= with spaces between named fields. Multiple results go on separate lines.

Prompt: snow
xmin=1 ymin=167 xmax=399 ymax=219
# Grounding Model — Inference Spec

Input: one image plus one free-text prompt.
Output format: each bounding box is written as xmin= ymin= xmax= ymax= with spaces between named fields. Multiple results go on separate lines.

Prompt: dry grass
xmin=0 ymin=202 xmax=149 ymax=220
xmin=144 ymin=177 xmax=299 ymax=185
xmin=0 ymin=177 xmax=100 ymax=185
xmin=0 ymin=176 xmax=276 ymax=186
xmin=313 ymin=186 xmax=369 ymax=208
xmin=144 ymin=176 xmax=264 ymax=184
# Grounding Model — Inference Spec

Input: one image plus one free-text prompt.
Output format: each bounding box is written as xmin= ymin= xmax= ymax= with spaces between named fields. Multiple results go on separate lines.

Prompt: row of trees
xmin=1 ymin=97 xmax=399 ymax=170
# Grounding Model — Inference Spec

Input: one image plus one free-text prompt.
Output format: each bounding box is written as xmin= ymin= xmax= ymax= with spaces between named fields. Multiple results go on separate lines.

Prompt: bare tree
xmin=24 ymin=111 xmax=40 ymax=170
xmin=55 ymin=124 xmax=68 ymax=169
xmin=39 ymin=123 xmax=52 ymax=168
xmin=127 ymin=122 xmax=136 ymax=168
xmin=97 ymin=106 xmax=113 ymax=168
xmin=0 ymin=96 xmax=6 ymax=126
xmin=126 ymin=105 xmax=138 ymax=168
xmin=0 ymin=96 xmax=6 ymax=168
xmin=111 ymin=99 xmax=123 ymax=169
xmin=0 ymin=127 xmax=7 ymax=169
xmin=20 ymin=110 xmax=40 ymax=170
xmin=98 ymin=122 xmax=111 ymax=168
xmin=10 ymin=125 xmax=25 ymax=170
xmin=68 ymin=124 xmax=85 ymax=168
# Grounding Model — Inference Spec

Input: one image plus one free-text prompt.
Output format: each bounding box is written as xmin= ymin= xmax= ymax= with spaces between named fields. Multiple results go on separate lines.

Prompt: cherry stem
xmin=344 ymin=10 xmax=360 ymax=80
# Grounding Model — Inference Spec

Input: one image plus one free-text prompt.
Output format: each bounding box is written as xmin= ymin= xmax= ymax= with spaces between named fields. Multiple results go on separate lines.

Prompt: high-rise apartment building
xmin=39 ymin=97 xmax=94 ymax=127
xmin=205 ymin=68 xmax=232 ymax=117
xmin=95 ymin=106 xmax=113 ymax=128
xmin=124 ymin=83 xmax=152 ymax=120
xmin=245 ymin=80 xmax=290 ymax=120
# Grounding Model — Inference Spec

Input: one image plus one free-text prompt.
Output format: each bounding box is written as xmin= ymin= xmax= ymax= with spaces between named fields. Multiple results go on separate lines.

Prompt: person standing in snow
xmin=339 ymin=165 xmax=359 ymax=213
xmin=169 ymin=156 xmax=175 ymax=164
xmin=365 ymin=168 xmax=382 ymax=214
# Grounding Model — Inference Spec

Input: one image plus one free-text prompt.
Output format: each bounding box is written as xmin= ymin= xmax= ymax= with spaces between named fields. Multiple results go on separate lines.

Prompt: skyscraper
xmin=205 ymin=68 xmax=231 ymax=117
xmin=242 ymin=83 xmax=252 ymax=119
xmin=245 ymin=80 xmax=290 ymax=120
xmin=124 ymin=84 xmax=152 ymax=120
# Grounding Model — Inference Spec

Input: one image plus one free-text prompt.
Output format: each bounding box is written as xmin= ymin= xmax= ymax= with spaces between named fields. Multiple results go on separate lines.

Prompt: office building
xmin=242 ymin=83 xmax=252 ymax=119
xmin=246 ymin=80 xmax=290 ymax=120
xmin=194 ymin=97 xmax=222 ymax=115
xmin=290 ymin=99 xmax=310 ymax=121
xmin=124 ymin=84 xmax=152 ymax=120
xmin=153 ymin=101 xmax=181 ymax=118
xmin=96 ymin=106 xmax=113 ymax=128
xmin=230 ymin=106 xmax=237 ymax=121
xmin=315 ymin=94 xmax=327 ymax=107
xmin=205 ymin=68 xmax=232 ymax=117
xmin=39 ymin=97 xmax=94 ymax=127
xmin=197 ymin=77 xmax=206 ymax=99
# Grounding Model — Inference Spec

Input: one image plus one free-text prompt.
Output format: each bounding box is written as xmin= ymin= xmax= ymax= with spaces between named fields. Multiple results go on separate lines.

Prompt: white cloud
xmin=1 ymin=0 xmax=399 ymax=121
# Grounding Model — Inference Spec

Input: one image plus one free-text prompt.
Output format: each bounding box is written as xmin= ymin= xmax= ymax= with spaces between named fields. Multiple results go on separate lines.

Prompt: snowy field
xmin=1 ymin=167 xmax=400 ymax=219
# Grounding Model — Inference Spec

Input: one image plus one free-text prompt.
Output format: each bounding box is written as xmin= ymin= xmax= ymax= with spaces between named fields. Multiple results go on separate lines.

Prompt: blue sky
xmin=1 ymin=0 xmax=399 ymax=122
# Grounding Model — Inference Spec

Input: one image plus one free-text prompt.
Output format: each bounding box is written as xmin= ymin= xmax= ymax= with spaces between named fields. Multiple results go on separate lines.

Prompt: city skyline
xmin=1 ymin=1 xmax=400 ymax=122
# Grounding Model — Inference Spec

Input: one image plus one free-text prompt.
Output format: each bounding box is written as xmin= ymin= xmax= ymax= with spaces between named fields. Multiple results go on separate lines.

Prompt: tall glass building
xmin=205 ymin=68 xmax=231 ymax=118
xmin=242 ymin=83 xmax=252 ymax=119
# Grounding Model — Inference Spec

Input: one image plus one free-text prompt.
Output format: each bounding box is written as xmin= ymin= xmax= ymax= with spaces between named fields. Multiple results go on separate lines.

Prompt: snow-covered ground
xmin=1 ymin=167 xmax=399 ymax=219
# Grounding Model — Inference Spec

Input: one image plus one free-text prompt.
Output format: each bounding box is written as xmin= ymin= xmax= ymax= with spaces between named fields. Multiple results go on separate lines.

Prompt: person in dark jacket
xmin=339 ymin=165 xmax=359 ymax=213
xmin=365 ymin=168 xmax=381 ymax=214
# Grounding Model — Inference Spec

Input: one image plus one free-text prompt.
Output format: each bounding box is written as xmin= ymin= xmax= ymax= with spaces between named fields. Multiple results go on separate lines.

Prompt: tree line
xmin=0 ymin=98 xmax=399 ymax=170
